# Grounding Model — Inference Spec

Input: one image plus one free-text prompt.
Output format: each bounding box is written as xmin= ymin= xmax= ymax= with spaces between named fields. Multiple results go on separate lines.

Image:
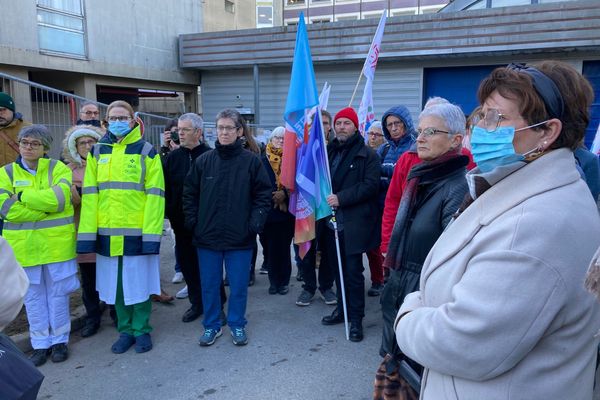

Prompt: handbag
xmin=0 ymin=333 xmax=44 ymax=400
xmin=373 ymin=354 xmax=419 ymax=400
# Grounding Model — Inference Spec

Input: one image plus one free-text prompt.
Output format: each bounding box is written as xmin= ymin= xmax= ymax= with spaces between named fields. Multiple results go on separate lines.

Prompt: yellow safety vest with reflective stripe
xmin=76 ymin=126 xmax=165 ymax=257
xmin=0 ymin=157 xmax=75 ymax=267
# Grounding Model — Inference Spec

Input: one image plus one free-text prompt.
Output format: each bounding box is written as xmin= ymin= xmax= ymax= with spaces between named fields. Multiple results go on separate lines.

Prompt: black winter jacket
xmin=164 ymin=143 xmax=211 ymax=232
xmin=380 ymin=156 xmax=468 ymax=360
xmin=326 ymin=132 xmax=381 ymax=255
xmin=182 ymin=139 xmax=271 ymax=250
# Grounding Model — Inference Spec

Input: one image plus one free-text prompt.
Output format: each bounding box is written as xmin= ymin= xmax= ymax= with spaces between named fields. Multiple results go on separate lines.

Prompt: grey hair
xmin=18 ymin=124 xmax=53 ymax=150
xmin=424 ymin=96 xmax=450 ymax=109
xmin=270 ymin=126 xmax=285 ymax=139
xmin=79 ymin=101 xmax=99 ymax=112
xmin=179 ymin=113 xmax=204 ymax=130
xmin=419 ymin=103 xmax=466 ymax=136
xmin=368 ymin=120 xmax=382 ymax=131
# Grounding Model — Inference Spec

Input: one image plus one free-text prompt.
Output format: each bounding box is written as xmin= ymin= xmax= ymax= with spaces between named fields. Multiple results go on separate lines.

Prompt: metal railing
xmin=0 ymin=72 xmax=173 ymax=159
xmin=0 ymin=71 xmax=281 ymax=156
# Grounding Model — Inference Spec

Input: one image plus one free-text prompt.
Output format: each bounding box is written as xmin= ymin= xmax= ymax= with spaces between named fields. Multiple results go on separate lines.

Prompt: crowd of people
xmin=1 ymin=59 xmax=600 ymax=399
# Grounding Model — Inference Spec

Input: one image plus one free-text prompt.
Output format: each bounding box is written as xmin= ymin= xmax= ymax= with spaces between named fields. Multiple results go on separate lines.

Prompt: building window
xmin=335 ymin=14 xmax=359 ymax=21
xmin=36 ymin=0 xmax=86 ymax=58
xmin=257 ymin=5 xmax=273 ymax=27
xmin=225 ymin=0 xmax=235 ymax=13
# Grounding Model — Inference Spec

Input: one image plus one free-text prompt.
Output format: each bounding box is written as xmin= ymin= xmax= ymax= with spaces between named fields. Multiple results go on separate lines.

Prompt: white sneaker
xmin=172 ymin=271 xmax=184 ymax=284
xmin=176 ymin=285 xmax=188 ymax=299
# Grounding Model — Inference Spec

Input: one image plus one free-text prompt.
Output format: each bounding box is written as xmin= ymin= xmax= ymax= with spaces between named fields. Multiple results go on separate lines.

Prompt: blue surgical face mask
xmin=108 ymin=121 xmax=132 ymax=137
xmin=470 ymin=121 xmax=547 ymax=173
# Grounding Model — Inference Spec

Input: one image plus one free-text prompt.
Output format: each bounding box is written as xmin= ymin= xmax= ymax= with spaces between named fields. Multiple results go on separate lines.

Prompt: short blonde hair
xmin=106 ymin=100 xmax=134 ymax=118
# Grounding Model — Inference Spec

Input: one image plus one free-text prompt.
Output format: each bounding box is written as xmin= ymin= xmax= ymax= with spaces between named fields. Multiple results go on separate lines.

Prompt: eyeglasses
xmin=82 ymin=111 xmax=100 ymax=116
xmin=272 ymin=136 xmax=284 ymax=140
xmin=178 ymin=127 xmax=194 ymax=134
xmin=368 ymin=132 xmax=383 ymax=138
xmin=216 ymin=125 xmax=238 ymax=133
xmin=107 ymin=116 xmax=132 ymax=122
xmin=416 ymin=127 xmax=450 ymax=138
xmin=76 ymin=139 xmax=97 ymax=147
xmin=475 ymin=109 xmax=506 ymax=132
xmin=386 ymin=121 xmax=404 ymax=130
xmin=19 ymin=140 xmax=43 ymax=149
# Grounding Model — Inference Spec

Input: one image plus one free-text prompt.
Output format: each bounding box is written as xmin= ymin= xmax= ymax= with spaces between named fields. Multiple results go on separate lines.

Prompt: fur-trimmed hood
xmin=62 ymin=125 xmax=103 ymax=166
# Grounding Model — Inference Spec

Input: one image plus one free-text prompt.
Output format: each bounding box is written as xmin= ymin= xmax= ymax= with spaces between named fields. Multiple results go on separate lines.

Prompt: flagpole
xmin=330 ymin=208 xmax=349 ymax=341
xmin=348 ymin=72 xmax=363 ymax=107
xmin=316 ymin=108 xmax=349 ymax=340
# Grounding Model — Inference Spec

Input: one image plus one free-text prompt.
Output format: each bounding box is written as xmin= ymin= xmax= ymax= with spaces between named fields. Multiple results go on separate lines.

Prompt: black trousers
xmin=323 ymin=229 xmax=365 ymax=321
xmin=174 ymin=228 xmax=204 ymax=310
xmin=301 ymin=239 xmax=335 ymax=295
xmin=79 ymin=262 xmax=101 ymax=323
xmin=263 ymin=219 xmax=294 ymax=288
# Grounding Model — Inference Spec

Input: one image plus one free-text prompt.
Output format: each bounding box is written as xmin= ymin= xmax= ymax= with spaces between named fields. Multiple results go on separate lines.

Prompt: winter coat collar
xmin=215 ymin=138 xmax=243 ymax=159
xmin=421 ymin=148 xmax=579 ymax=283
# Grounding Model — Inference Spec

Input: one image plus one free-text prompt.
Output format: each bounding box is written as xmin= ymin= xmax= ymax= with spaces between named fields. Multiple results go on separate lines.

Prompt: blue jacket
xmin=377 ymin=105 xmax=416 ymax=203
xmin=574 ymin=146 xmax=600 ymax=202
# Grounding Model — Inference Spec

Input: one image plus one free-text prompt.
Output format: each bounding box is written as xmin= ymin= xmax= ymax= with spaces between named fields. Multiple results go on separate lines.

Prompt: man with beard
xmin=0 ymin=93 xmax=31 ymax=167
xmin=320 ymin=107 xmax=380 ymax=342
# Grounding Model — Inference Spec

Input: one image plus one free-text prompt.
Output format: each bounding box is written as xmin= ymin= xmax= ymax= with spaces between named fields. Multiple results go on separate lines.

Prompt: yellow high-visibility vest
xmin=77 ymin=126 xmax=165 ymax=257
xmin=0 ymin=157 xmax=75 ymax=267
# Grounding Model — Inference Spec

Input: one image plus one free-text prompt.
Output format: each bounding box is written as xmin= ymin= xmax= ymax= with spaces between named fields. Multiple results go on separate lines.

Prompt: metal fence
xmin=0 ymin=72 xmax=173 ymax=159
xmin=0 ymin=71 xmax=282 ymax=156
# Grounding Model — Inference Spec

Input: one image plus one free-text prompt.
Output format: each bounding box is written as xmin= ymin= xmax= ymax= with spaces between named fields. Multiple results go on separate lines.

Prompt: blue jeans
xmin=174 ymin=245 xmax=181 ymax=273
xmin=197 ymin=248 xmax=252 ymax=330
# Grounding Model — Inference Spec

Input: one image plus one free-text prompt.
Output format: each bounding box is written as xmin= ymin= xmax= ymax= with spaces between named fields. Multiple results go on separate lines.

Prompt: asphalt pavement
xmin=34 ymin=232 xmax=383 ymax=400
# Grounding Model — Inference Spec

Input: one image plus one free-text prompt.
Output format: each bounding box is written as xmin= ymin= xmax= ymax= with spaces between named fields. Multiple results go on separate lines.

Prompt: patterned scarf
xmin=266 ymin=142 xmax=283 ymax=189
xmin=384 ymin=151 xmax=468 ymax=271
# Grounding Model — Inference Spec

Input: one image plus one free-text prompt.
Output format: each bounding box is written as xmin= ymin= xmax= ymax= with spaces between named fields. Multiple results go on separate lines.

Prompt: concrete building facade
xmin=179 ymin=0 xmax=600 ymax=147
xmin=0 ymin=0 xmax=257 ymax=119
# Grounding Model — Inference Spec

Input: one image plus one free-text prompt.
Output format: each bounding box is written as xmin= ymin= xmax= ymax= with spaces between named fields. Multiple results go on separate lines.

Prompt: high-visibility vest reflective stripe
xmin=77 ymin=126 xmax=165 ymax=257
xmin=0 ymin=158 xmax=75 ymax=267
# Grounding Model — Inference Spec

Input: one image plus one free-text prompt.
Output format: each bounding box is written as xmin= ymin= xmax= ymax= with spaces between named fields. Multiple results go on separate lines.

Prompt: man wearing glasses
xmin=76 ymin=101 xmax=102 ymax=129
xmin=367 ymin=105 xmax=417 ymax=297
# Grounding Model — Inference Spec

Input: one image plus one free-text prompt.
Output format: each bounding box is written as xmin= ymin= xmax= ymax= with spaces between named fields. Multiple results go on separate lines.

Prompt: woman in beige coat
xmin=394 ymin=61 xmax=600 ymax=399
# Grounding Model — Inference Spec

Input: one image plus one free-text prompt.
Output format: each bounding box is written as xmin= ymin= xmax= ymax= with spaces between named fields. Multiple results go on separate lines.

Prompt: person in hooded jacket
xmin=62 ymin=124 xmax=104 ymax=338
xmin=183 ymin=108 xmax=271 ymax=347
xmin=367 ymin=106 xmax=416 ymax=297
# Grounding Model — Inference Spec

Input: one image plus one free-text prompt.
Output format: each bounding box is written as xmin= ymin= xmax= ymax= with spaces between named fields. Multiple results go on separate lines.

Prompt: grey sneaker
xmin=320 ymin=288 xmax=338 ymax=305
xmin=231 ymin=327 xmax=248 ymax=346
xmin=295 ymin=290 xmax=315 ymax=306
xmin=199 ymin=328 xmax=222 ymax=346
